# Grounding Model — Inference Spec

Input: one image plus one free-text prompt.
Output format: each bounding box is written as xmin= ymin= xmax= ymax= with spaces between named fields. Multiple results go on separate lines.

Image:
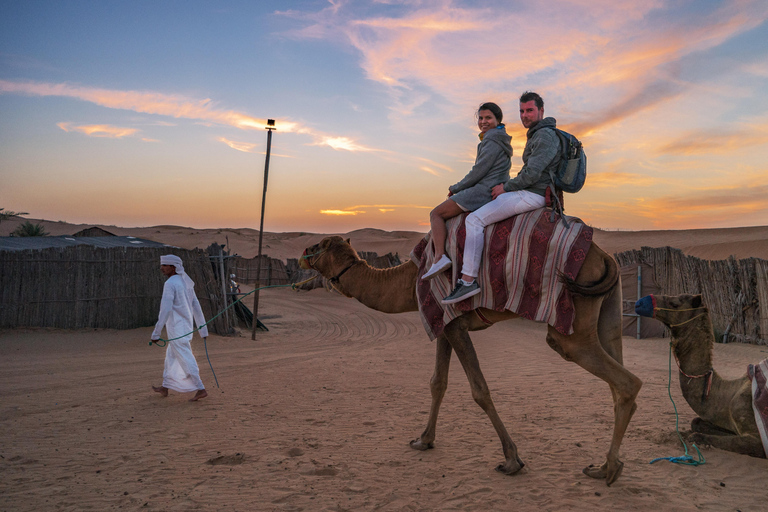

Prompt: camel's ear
xmin=692 ymin=294 xmax=703 ymax=308
xmin=345 ymin=238 xmax=350 ymax=244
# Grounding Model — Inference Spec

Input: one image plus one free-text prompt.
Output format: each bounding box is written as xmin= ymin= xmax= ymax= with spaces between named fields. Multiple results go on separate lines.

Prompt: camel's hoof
xmin=409 ymin=439 xmax=434 ymax=451
xmin=495 ymin=457 xmax=525 ymax=475
xmin=583 ymin=460 xmax=623 ymax=486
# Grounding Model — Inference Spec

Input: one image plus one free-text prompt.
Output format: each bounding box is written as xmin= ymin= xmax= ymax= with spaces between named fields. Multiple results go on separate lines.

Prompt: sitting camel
xmin=301 ymin=235 xmax=642 ymax=485
xmin=635 ymin=293 xmax=765 ymax=458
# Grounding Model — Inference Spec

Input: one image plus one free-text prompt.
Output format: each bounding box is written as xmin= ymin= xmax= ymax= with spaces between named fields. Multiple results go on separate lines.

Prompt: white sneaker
xmin=422 ymin=255 xmax=452 ymax=280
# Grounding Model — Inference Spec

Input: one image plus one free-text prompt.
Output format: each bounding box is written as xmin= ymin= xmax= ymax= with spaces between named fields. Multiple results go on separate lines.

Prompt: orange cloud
xmin=57 ymin=122 xmax=138 ymax=138
xmin=1 ymin=79 xmax=387 ymax=153
xmin=217 ymin=137 xmax=258 ymax=153
xmin=617 ymin=183 xmax=768 ymax=228
xmin=320 ymin=209 xmax=365 ymax=216
xmin=310 ymin=136 xmax=381 ymax=152
xmin=586 ymin=171 xmax=658 ymax=188
xmin=657 ymin=128 xmax=768 ymax=155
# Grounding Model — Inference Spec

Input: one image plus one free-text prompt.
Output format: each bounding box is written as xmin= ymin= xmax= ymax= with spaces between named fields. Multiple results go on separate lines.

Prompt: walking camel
xmin=300 ymin=235 xmax=642 ymax=485
xmin=635 ymin=293 xmax=765 ymax=458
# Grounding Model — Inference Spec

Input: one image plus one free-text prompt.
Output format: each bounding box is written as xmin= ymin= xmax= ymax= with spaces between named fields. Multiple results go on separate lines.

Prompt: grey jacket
xmin=503 ymin=117 xmax=561 ymax=197
xmin=449 ymin=125 xmax=513 ymax=211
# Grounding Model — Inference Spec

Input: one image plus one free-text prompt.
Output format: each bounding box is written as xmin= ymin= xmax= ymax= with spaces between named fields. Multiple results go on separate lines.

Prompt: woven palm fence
xmin=230 ymin=255 xmax=291 ymax=286
xmin=0 ymin=246 xmax=234 ymax=334
xmin=614 ymin=246 xmax=767 ymax=345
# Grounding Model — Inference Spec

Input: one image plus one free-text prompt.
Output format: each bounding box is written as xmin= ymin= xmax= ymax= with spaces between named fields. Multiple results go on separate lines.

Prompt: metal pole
xmin=636 ymin=266 xmax=642 ymax=339
xmin=252 ymin=122 xmax=275 ymax=339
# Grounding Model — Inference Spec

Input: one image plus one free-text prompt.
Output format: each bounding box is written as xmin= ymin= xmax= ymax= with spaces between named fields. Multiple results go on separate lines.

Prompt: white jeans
xmin=462 ymin=189 xmax=546 ymax=278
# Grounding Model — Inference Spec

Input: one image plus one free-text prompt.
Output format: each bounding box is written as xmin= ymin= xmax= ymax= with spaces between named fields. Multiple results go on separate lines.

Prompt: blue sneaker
xmin=441 ymin=280 xmax=480 ymax=305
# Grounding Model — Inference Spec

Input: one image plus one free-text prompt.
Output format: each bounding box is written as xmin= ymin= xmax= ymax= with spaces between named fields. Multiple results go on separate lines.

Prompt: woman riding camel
xmin=422 ymin=102 xmax=513 ymax=280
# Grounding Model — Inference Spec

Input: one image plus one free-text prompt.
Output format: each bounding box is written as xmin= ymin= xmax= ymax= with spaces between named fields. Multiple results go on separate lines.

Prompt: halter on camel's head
xmin=635 ymin=293 xmax=714 ymax=399
xmin=635 ymin=294 xmax=708 ymax=328
xmin=300 ymin=236 xmax=362 ymax=285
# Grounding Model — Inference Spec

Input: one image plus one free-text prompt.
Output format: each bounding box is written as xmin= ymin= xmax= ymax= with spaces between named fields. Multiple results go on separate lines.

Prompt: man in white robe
xmin=151 ymin=254 xmax=209 ymax=401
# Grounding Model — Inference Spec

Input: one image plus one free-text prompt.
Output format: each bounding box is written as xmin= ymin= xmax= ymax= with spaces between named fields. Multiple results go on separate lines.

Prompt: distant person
xmin=442 ymin=91 xmax=559 ymax=304
xmin=151 ymin=254 xmax=209 ymax=402
xmin=422 ymin=102 xmax=513 ymax=280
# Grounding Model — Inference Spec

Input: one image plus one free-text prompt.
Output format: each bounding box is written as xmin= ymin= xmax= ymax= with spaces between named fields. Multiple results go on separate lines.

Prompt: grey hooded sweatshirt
xmin=502 ymin=117 xmax=561 ymax=197
xmin=448 ymin=124 xmax=513 ymax=211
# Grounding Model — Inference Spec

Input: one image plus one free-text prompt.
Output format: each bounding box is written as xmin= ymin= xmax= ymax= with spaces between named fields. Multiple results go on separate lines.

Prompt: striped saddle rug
xmin=410 ymin=208 xmax=593 ymax=341
xmin=748 ymin=358 xmax=768 ymax=455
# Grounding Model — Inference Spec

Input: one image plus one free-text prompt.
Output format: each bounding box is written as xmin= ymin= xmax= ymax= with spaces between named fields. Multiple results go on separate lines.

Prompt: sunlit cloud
xmin=319 ymin=203 xmax=432 ymax=217
xmin=57 ymin=122 xmax=138 ymax=138
xmin=320 ymin=209 xmax=365 ymax=216
xmin=283 ymin=0 xmax=768 ymax=136
xmin=420 ymin=166 xmax=441 ymax=177
xmin=216 ymin=136 xmax=295 ymax=157
xmin=657 ymin=128 xmax=768 ymax=155
xmin=587 ymin=171 xmax=658 ymax=188
xmin=0 ymin=79 xmax=388 ymax=153
xmin=344 ymin=204 xmax=432 ymax=210
xmin=608 ymin=183 xmax=768 ymax=228
xmin=217 ymin=137 xmax=258 ymax=153
xmin=310 ymin=136 xmax=382 ymax=152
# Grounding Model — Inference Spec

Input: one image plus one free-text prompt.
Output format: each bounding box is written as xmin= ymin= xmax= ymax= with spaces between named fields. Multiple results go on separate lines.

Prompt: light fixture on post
xmin=252 ymin=118 xmax=276 ymax=339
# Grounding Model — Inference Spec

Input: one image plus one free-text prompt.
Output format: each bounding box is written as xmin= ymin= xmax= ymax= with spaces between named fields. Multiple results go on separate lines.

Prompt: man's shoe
xmin=422 ymin=255 xmax=452 ymax=280
xmin=441 ymin=280 xmax=480 ymax=305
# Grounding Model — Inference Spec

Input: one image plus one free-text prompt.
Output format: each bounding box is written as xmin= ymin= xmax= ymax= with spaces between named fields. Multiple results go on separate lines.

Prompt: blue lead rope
xmin=650 ymin=343 xmax=706 ymax=466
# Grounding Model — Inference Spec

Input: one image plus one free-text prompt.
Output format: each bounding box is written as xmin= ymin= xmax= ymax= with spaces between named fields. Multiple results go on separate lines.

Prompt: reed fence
xmin=615 ymin=246 xmax=767 ymax=345
xmin=0 ymin=246 xmax=235 ymax=334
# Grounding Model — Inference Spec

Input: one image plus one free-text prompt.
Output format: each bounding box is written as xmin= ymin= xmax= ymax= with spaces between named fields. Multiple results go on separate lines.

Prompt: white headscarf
xmin=160 ymin=254 xmax=195 ymax=291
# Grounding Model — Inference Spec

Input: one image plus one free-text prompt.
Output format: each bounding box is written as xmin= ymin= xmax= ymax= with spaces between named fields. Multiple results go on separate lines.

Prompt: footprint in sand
xmin=206 ymin=453 xmax=245 ymax=465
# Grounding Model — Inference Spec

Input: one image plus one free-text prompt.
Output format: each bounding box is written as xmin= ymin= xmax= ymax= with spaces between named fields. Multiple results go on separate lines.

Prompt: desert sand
xmin=1 ymin=218 xmax=768 ymax=510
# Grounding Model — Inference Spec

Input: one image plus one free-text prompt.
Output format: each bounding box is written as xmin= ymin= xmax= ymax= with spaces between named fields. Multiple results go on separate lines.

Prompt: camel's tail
xmin=559 ymin=252 xmax=619 ymax=298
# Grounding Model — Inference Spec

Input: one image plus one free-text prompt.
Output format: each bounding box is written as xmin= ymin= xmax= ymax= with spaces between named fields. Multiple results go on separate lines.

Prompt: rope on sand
xmin=649 ymin=344 xmax=706 ymax=466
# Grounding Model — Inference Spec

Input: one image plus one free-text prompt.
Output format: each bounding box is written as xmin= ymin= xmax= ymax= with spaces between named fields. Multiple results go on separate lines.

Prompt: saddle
xmin=411 ymin=208 xmax=592 ymax=340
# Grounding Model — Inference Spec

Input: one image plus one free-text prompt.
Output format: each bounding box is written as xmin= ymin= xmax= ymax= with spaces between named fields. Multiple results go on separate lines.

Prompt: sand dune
xmin=3 ymin=217 xmax=767 ymax=261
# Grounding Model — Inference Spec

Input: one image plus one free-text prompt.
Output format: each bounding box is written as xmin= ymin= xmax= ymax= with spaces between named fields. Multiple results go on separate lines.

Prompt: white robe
xmin=151 ymin=275 xmax=209 ymax=392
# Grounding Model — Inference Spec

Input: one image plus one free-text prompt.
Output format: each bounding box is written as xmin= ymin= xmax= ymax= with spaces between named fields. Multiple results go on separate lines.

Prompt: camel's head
xmin=300 ymin=236 xmax=359 ymax=276
xmin=635 ymin=293 xmax=706 ymax=328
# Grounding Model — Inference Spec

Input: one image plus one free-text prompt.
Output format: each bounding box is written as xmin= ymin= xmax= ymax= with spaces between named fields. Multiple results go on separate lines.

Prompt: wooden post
xmin=252 ymin=120 xmax=276 ymax=339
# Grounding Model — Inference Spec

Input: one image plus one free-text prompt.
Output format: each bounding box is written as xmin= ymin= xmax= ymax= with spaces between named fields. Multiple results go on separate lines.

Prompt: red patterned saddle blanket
xmin=410 ymin=208 xmax=593 ymax=340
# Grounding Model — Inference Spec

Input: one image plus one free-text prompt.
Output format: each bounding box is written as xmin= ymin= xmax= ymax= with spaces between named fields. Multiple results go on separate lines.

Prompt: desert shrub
xmin=11 ymin=221 xmax=49 ymax=237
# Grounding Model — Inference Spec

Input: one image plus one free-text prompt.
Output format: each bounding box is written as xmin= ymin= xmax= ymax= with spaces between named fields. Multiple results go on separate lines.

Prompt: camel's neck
xmin=671 ymin=313 xmax=723 ymax=412
xmin=670 ymin=314 xmax=715 ymax=377
xmin=332 ymin=260 xmax=419 ymax=314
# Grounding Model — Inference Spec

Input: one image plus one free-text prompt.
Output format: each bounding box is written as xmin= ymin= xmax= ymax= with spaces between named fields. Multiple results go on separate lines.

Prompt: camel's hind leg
xmin=410 ymin=334 xmax=452 ymax=451
xmin=547 ymin=327 xmax=641 ymax=486
xmin=443 ymin=319 xmax=524 ymax=475
xmin=597 ymin=280 xmax=624 ymax=364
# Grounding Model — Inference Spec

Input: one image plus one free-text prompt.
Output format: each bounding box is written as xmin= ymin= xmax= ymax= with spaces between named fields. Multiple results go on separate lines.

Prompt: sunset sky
xmin=2 ymin=0 xmax=767 ymax=233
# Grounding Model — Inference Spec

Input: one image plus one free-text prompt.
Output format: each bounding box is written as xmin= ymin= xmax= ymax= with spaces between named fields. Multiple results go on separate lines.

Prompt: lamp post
xmin=252 ymin=118 xmax=276 ymax=339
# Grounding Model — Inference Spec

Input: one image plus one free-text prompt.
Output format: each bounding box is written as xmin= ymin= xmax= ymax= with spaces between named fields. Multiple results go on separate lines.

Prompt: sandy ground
xmin=2 ymin=286 xmax=768 ymax=511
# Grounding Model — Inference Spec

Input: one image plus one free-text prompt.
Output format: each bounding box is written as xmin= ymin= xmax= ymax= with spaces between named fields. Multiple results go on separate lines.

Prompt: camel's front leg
xmin=689 ymin=419 xmax=766 ymax=458
xmin=444 ymin=321 xmax=524 ymax=475
xmin=410 ymin=334 xmax=452 ymax=450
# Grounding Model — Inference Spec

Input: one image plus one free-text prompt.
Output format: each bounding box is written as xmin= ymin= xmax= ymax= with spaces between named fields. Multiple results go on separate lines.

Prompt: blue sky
xmin=1 ymin=0 xmax=767 ymax=233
